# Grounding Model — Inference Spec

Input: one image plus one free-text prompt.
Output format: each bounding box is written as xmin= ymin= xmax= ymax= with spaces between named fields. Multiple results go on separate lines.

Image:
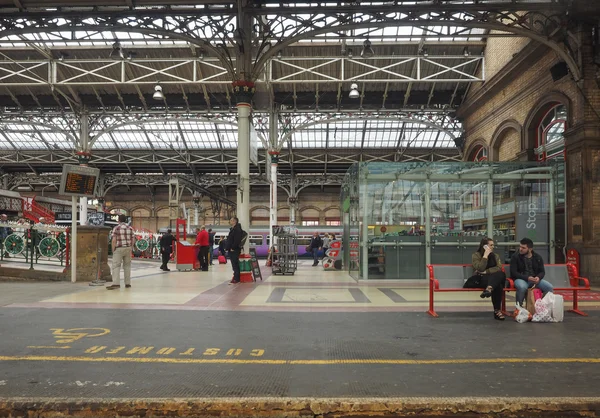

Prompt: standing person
xmin=471 ymin=238 xmax=507 ymax=321
xmin=309 ymin=231 xmax=323 ymax=266
xmin=208 ymin=228 xmax=215 ymax=265
xmin=227 ymin=217 xmax=243 ymax=284
xmin=321 ymin=233 xmax=330 ymax=259
xmin=195 ymin=225 xmax=209 ymax=271
xmin=107 ymin=215 xmax=135 ymax=290
xmin=159 ymin=229 xmax=175 ymax=271
xmin=510 ymin=237 xmax=553 ymax=307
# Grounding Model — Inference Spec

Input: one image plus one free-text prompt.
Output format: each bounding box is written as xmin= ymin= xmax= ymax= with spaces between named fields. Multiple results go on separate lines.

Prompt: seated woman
xmin=472 ymin=238 xmax=507 ymax=321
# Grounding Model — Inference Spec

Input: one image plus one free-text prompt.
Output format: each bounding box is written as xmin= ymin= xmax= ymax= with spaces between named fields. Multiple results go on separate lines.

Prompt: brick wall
xmin=466 ymin=34 xmax=531 ymax=100
xmin=497 ymin=128 xmax=521 ymax=161
xmin=460 ymin=45 xmax=582 ymax=157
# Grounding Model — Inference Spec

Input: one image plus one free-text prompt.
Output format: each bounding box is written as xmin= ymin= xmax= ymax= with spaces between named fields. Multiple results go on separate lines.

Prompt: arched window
xmin=536 ymin=104 xmax=566 ymax=161
xmin=469 ymin=145 xmax=488 ymax=162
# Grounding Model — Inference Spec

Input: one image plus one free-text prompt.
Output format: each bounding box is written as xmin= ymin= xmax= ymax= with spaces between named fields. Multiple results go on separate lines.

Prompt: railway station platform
xmin=1 ymin=258 xmax=600 ymax=417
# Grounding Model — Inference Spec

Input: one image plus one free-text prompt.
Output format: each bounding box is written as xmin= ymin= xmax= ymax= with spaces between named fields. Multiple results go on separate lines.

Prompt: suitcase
xmin=218 ymin=255 xmax=227 ymax=264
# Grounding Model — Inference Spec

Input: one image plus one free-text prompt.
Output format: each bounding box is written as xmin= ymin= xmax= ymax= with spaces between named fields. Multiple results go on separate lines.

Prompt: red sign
xmin=566 ymin=249 xmax=580 ymax=276
xmin=380 ymin=226 xmax=387 ymax=233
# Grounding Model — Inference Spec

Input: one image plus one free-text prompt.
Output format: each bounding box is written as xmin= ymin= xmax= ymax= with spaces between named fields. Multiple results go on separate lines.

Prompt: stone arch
xmin=299 ymin=205 xmax=322 ymax=225
xmin=464 ymin=139 xmax=488 ymax=162
xmin=250 ymin=205 xmax=270 ymax=226
xmin=490 ymin=119 xmax=523 ymax=161
xmin=323 ymin=206 xmax=341 ymax=225
xmin=523 ymin=91 xmax=572 ymax=159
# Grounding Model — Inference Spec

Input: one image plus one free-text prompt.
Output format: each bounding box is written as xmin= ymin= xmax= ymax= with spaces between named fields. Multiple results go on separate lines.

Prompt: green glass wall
xmin=341 ymin=162 xmax=564 ymax=280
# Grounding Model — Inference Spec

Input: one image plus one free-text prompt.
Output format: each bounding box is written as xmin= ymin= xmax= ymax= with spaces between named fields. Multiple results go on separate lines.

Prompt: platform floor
xmin=1 ymin=258 xmax=600 ymax=417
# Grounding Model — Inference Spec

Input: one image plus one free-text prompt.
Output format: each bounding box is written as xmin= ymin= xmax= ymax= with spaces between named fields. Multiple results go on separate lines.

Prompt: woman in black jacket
xmin=471 ymin=237 xmax=507 ymax=320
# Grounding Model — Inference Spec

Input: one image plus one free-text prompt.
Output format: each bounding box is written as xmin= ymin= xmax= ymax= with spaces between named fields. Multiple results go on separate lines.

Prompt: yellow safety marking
xmin=85 ymin=346 xmax=107 ymax=354
xmin=203 ymin=348 xmax=220 ymax=356
xmin=226 ymin=349 xmax=243 ymax=356
xmin=156 ymin=348 xmax=176 ymax=355
xmin=126 ymin=347 xmax=154 ymax=355
xmin=1 ymin=356 xmax=600 ymax=365
xmin=106 ymin=347 xmax=126 ymax=354
xmin=50 ymin=328 xmax=110 ymax=344
xmin=179 ymin=348 xmax=195 ymax=356
xmin=27 ymin=346 xmax=71 ymax=349
xmin=250 ymin=349 xmax=265 ymax=357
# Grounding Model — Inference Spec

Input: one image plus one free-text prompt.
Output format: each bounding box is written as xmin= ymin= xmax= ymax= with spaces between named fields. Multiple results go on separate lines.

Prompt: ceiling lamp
xmin=463 ymin=47 xmax=470 ymax=57
xmin=110 ymin=41 xmax=124 ymax=59
xmin=361 ymin=39 xmax=374 ymax=58
xmin=153 ymin=84 xmax=164 ymax=100
xmin=349 ymin=83 xmax=360 ymax=99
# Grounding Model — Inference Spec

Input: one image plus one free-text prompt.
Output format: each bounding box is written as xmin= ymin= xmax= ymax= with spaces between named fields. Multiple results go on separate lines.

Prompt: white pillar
xmin=487 ymin=179 xmax=494 ymax=239
xmin=237 ymin=103 xmax=251 ymax=252
xmin=425 ymin=179 xmax=431 ymax=266
xmin=269 ymin=151 xmax=279 ymax=247
xmin=79 ymin=197 xmax=87 ymax=225
xmin=71 ymin=196 xmax=78 ymax=283
xmin=549 ymin=170 xmax=556 ymax=263
xmin=194 ymin=206 xmax=199 ymax=226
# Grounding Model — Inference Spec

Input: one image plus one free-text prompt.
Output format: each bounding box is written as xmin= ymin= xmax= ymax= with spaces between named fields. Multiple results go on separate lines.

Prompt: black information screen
xmin=64 ymin=172 xmax=97 ymax=196
xmin=59 ymin=165 xmax=100 ymax=197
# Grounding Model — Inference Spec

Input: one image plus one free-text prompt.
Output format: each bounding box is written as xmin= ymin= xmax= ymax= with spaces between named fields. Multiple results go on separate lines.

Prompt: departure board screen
xmin=59 ymin=165 xmax=100 ymax=197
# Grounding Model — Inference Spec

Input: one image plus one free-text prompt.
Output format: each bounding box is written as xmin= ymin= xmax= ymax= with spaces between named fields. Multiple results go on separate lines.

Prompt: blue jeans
xmin=312 ymin=248 xmax=319 ymax=264
xmin=514 ymin=278 xmax=554 ymax=305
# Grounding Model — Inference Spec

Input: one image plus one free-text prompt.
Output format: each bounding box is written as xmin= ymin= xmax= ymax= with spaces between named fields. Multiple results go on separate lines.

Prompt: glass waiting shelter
xmin=341 ymin=161 xmax=565 ymax=280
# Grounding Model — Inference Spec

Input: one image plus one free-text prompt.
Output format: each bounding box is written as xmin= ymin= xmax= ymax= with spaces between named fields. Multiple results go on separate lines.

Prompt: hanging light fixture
xmin=349 ymin=83 xmax=360 ymax=99
xmin=361 ymin=39 xmax=374 ymax=58
xmin=153 ymin=83 xmax=164 ymax=100
xmin=463 ymin=47 xmax=470 ymax=57
xmin=110 ymin=41 xmax=124 ymax=59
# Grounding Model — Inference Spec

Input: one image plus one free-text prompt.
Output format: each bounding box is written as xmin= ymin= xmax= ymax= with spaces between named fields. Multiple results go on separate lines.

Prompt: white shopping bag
xmin=551 ymin=294 xmax=564 ymax=322
xmin=514 ymin=304 xmax=532 ymax=323
xmin=532 ymin=298 xmax=555 ymax=322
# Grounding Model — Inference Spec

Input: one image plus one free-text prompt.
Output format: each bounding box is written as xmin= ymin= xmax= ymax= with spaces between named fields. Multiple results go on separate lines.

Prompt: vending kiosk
xmin=174 ymin=219 xmax=199 ymax=271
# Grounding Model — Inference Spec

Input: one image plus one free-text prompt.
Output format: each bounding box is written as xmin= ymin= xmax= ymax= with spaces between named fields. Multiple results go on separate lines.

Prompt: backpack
xmin=241 ymin=229 xmax=248 ymax=248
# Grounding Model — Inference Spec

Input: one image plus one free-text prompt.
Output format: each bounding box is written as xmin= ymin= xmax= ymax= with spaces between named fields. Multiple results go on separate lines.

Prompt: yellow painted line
xmin=1 ymin=355 xmax=600 ymax=365
xmin=27 ymin=346 xmax=71 ymax=349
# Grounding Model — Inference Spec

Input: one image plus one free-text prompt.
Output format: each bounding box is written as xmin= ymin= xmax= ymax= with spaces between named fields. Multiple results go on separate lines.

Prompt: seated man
xmin=510 ymin=237 xmax=553 ymax=306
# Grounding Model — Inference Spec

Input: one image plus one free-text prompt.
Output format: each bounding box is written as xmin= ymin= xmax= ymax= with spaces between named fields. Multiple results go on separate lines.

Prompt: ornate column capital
xmin=76 ymin=150 xmax=92 ymax=164
xmin=232 ymin=80 xmax=256 ymax=105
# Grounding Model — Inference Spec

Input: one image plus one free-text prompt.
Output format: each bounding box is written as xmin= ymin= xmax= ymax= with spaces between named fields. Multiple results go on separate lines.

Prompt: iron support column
xmin=237 ymin=103 xmax=251 ymax=252
xmin=487 ymin=178 xmax=494 ymax=239
xmin=425 ymin=178 xmax=431 ymax=267
xmin=269 ymin=151 xmax=280 ymax=246
xmin=549 ymin=169 xmax=556 ymax=263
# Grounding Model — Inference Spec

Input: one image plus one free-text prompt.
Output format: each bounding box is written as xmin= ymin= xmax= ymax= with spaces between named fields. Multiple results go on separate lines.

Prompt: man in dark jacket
xmin=510 ymin=237 xmax=553 ymax=306
xmin=208 ymin=228 xmax=215 ymax=265
xmin=159 ymin=229 xmax=175 ymax=271
xmin=227 ymin=217 xmax=243 ymax=284
xmin=309 ymin=231 xmax=323 ymax=266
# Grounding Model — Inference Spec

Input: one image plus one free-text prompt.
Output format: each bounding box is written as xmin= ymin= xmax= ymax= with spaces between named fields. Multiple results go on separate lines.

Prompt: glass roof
xmin=0 ymin=117 xmax=460 ymax=151
xmin=290 ymin=119 xmax=459 ymax=149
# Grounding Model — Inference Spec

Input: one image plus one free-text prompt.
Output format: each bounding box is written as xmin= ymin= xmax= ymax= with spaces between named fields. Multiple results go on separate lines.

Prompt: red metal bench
xmin=427 ymin=262 xmax=591 ymax=317
xmin=427 ymin=264 xmax=514 ymax=317
xmin=504 ymin=263 xmax=591 ymax=316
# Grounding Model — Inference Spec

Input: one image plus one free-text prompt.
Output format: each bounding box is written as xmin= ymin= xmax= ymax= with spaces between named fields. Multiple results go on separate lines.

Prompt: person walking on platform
xmin=195 ymin=225 xmax=210 ymax=271
xmin=309 ymin=231 xmax=323 ymax=266
xmin=107 ymin=215 xmax=136 ymax=290
xmin=511 ymin=237 xmax=553 ymax=307
xmin=471 ymin=237 xmax=507 ymax=320
xmin=227 ymin=217 xmax=243 ymax=284
xmin=159 ymin=228 xmax=175 ymax=271
xmin=208 ymin=228 xmax=215 ymax=265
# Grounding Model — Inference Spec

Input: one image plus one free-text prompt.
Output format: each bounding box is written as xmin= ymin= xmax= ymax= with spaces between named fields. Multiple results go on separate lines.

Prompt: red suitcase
xmin=218 ymin=255 xmax=227 ymax=264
